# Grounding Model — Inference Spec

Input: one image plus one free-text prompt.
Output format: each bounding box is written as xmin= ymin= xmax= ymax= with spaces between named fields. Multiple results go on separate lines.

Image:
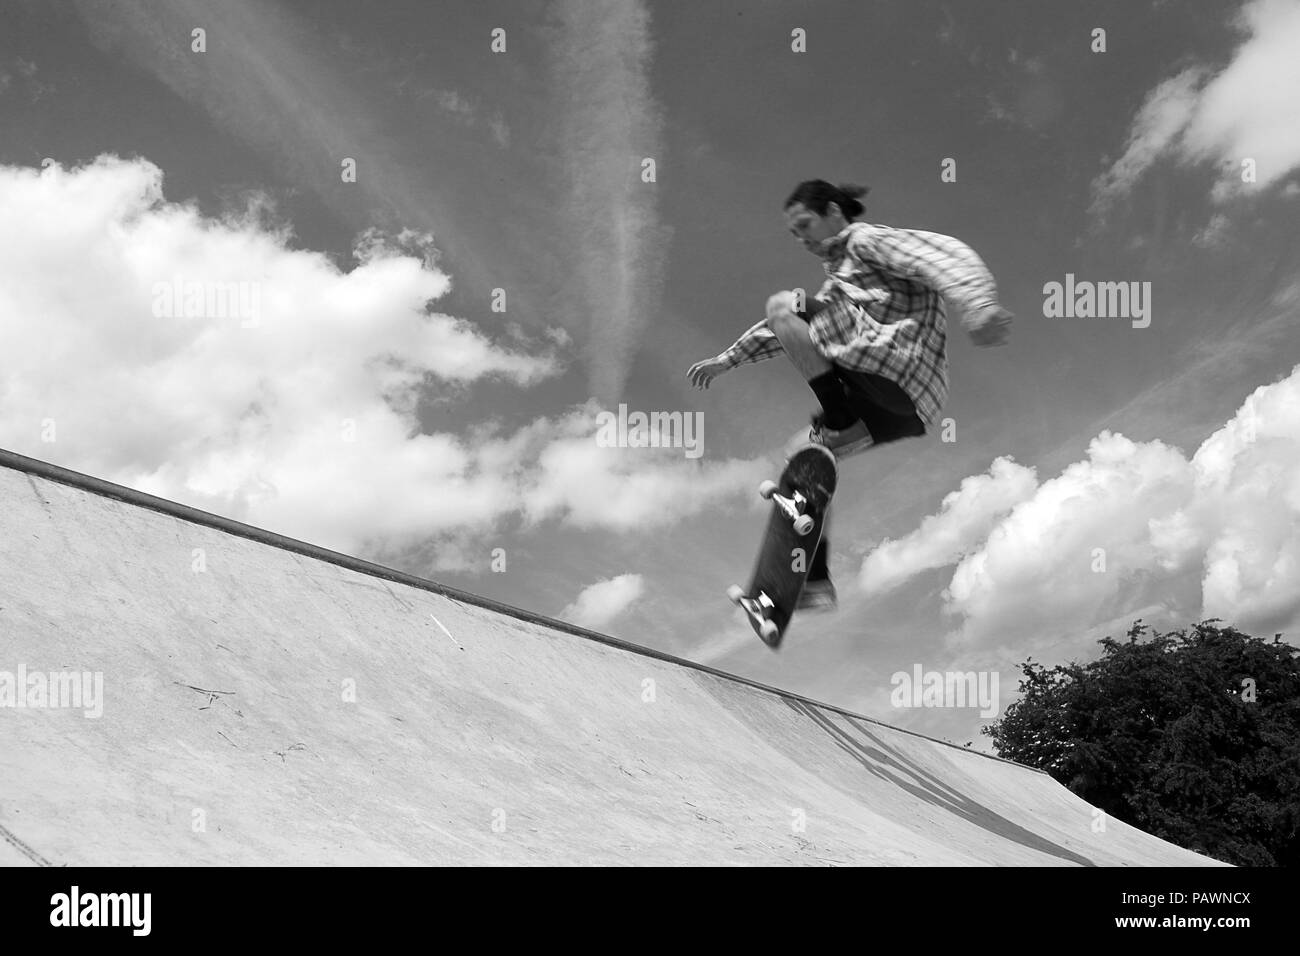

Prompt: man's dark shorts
xmin=834 ymin=365 xmax=926 ymax=444
xmin=796 ymin=308 xmax=926 ymax=445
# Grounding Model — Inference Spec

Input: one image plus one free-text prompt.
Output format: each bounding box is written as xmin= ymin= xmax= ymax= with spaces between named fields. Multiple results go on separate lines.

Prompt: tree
xmin=984 ymin=620 xmax=1300 ymax=866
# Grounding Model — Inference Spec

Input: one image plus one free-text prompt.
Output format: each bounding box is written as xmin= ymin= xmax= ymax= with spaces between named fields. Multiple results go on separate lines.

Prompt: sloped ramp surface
xmin=0 ymin=450 xmax=1222 ymax=866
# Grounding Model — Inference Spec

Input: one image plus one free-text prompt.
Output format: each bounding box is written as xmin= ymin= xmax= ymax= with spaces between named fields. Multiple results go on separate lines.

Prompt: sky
xmin=2 ymin=0 xmax=1299 ymax=751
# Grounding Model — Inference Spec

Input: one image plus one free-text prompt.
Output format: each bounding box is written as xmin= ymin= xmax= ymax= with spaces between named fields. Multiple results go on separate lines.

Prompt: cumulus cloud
xmin=862 ymin=367 xmax=1300 ymax=650
xmin=559 ymin=573 xmax=645 ymax=629
xmin=941 ymin=432 xmax=1196 ymax=647
xmin=1092 ymin=0 xmax=1300 ymax=211
xmin=0 ymin=157 xmax=762 ymax=565
xmin=1185 ymin=380 xmax=1300 ymax=629
xmin=858 ymin=456 xmax=1038 ymax=597
xmin=0 ymin=155 xmax=556 ymax=439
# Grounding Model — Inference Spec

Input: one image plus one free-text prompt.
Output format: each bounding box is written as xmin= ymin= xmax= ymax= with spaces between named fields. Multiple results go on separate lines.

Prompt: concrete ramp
xmin=0 ymin=450 xmax=1220 ymax=866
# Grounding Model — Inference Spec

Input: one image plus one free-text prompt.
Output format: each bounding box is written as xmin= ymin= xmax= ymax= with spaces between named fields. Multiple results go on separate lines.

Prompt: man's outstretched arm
xmin=687 ymin=315 xmax=787 ymax=389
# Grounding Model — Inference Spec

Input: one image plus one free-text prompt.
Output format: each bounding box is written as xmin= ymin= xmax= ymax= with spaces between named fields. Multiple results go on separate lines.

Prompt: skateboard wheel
xmin=758 ymin=479 xmax=778 ymax=500
xmin=726 ymin=584 xmax=745 ymax=605
xmin=759 ymin=619 xmax=780 ymax=645
xmin=793 ymin=514 xmax=815 ymax=536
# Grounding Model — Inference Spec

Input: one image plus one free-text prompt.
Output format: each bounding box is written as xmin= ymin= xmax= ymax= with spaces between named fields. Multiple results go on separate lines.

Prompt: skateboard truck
xmin=758 ymin=480 xmax=815 ymax=535
xmin=726 ymin=586 xmax=780 ymax=644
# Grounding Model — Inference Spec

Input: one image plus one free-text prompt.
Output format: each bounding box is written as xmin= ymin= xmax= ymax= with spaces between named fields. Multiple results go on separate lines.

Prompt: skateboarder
xmin=688 ymin=179 xmax=1013 ymax=611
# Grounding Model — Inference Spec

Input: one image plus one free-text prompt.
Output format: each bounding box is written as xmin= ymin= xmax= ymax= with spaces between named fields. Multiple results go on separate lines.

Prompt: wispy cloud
xmin=548 ymin=0 xmax=668 ymax=402
xmin=69 ymin=0 xmax=496 ymax=293
xmin=1091 ymin=69 xmax=1205 ymax=209
xmin=1092 ymin=0 xmax=1300 ymax=213
xmin=400 ymin=83 xmax=510 ymax=147
xmin=0 ymin=56 xmax=54 ymax=101
xmin=74 ymin=0 xmax=362 ymax=185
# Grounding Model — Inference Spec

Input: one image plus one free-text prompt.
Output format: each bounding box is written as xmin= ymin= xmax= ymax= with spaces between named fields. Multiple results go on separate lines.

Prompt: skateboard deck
xmin=728 ymin=443 xmax=837 ymax=648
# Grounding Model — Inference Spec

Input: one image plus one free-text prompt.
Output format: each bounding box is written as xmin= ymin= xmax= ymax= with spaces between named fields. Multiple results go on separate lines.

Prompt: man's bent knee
xmin=766 ymin=290 xmax=799 ymax=320
xmin=767 ymin=308 xmax=807 ymax=341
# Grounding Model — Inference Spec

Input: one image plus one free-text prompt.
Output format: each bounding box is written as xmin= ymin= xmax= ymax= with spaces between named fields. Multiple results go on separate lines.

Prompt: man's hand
xmin=687 ymin=357 xmax=728 ymax=390
xmin=965 ymin=304 xmax=1014 ymax=347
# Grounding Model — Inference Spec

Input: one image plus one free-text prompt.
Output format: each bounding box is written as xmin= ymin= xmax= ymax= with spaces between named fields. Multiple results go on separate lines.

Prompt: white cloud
xmin=1093 ymin=0 xmax=1300 ymax=211
xmin=1184 ymin=380 xmax=1300 ymax=629
xmin=0 ymin=157 xmax=762 ymax=565
xmin=0 ymin=155 xmax=556 ymax=429
xmin=858 ymin=456 xmax=1038 ymax=597
xmin=560 ymin=574 xmax=645 ymax=629
xmin=519 ymin=423 xmax=761 ymax=531
xmin=859 ymin=365 xmax=1300 ymax=650
xmin=1092 ymin=69 xmax=1204 ymax=209
xmin=942 ymin=432 xmax=1196 ymax=647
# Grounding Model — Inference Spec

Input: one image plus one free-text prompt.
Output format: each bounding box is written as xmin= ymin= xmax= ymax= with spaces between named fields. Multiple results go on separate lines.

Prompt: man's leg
xmin=766 ymin=293 xmax=857 ymax=430
xmin=800 ymin=505 xmax=837 ymax=610
xmin=766 ymin=292 xmax=831 ymax=377
xmin=801 ymin=382 xmax=925 ymax=610
xmin=809 ymin=505 xmax=831 ymax=581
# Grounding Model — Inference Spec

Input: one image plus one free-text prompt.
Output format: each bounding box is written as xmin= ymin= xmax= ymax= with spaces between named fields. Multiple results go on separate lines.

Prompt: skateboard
xmin=727 ymin=443 xmax=838 ymax=648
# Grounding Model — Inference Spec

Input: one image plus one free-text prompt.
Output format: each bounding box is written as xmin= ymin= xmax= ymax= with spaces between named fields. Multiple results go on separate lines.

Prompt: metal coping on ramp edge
xmin=0 ymin=446 xmax=1042 ymax=773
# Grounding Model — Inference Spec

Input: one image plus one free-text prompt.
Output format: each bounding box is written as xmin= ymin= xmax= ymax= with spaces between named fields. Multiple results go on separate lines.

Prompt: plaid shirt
xmin=715 ymin=221 xmax=999 ymax=427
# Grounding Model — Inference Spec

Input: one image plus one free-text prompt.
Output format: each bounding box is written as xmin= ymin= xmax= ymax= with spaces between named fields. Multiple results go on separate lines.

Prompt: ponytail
xmin=784 ymin=179 xmax=870 ymax=218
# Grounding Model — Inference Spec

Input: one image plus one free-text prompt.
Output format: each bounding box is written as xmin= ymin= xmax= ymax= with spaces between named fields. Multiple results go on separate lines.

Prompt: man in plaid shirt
xmin=687 ymin=180 xmax=1012 ymax=610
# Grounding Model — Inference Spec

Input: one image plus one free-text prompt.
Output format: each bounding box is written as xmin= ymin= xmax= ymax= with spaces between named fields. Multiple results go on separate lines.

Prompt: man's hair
xmin=784 ymin=180 xmax=870 ymax=218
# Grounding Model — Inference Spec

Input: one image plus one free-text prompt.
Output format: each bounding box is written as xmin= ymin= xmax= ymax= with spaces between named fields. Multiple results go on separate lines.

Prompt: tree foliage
xmin=984 ymin=620 xmax=1300 ymax=866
